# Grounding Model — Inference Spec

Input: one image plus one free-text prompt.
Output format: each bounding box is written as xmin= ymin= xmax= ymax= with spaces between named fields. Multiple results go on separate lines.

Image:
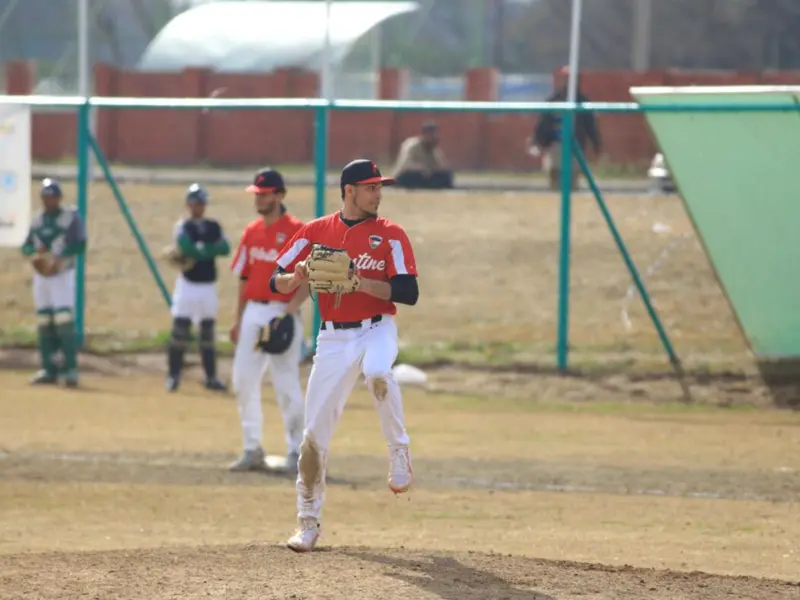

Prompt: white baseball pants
xmin=232 ymin=300 xmax=304 ymax=456
xmin=296 ymin=315 xmax=410 ymax=521
xmin=170 ymin=275 xmax=218 ymax=324
xmin=33 ymin=270 xmax=75 ymax=311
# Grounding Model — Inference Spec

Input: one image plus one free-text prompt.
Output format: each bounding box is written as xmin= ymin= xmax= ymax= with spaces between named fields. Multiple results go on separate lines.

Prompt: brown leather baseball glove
xmin=305 ymin=244 xmax=360 ymax=294
xmin=162 ymin=245 xmax=197 ymax=272
xmin=30 ymin=251 xmax=58 ymax=276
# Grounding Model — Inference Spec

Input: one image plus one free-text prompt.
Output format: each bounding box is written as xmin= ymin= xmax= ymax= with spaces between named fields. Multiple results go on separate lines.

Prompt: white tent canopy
xmin=137 ymin=1 xmax=420 ymax=73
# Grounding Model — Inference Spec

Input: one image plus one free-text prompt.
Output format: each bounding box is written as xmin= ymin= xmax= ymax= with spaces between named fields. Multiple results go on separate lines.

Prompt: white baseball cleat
xmin=388 ymin=445 xmax=413 ymax=494
xmin=287 ymin=517 xmax=321 ymax=553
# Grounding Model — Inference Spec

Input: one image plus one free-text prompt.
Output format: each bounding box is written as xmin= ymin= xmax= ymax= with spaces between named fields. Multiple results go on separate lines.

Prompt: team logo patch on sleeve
xmin=369 ymin=235 xmax=382 ymax=249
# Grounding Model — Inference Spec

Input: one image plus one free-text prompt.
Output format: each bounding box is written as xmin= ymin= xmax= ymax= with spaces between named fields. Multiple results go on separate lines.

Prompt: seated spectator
xmin=392 ymin=121 xmax=454 ymax=190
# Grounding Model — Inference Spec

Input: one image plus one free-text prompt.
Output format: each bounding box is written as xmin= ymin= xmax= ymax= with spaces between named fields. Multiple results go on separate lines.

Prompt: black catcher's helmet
xmin=40 ymin=178 xmax=63 ymax=199
xmin=186 ymin=183 xmax=209 ymax=204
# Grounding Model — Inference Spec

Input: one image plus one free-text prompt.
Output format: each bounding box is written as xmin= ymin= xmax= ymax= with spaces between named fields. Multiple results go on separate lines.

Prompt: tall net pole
xmin=75 ymin=0 xmax=90 ymax=348
xmin=556 ymin=0 xmax=583 ymax=371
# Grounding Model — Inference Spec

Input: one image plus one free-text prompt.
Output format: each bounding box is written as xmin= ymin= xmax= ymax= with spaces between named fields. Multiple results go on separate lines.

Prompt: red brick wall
xmin=6 ymin=61 xmax=800 ymax=171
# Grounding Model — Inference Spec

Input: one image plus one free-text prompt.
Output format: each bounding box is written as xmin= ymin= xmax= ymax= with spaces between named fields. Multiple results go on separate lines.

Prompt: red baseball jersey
xmin=232 ymin=213 xmax=304 ymax=303
xmin=276 ymin=212 xmax=418 ymax=322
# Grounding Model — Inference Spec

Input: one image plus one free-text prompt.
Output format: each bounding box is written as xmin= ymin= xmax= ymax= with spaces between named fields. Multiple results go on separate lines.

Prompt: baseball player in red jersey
xmin=271 ymin=158 xmax=420 ymax=552
xmin=228 ymin=168 xmax=310 ymax=472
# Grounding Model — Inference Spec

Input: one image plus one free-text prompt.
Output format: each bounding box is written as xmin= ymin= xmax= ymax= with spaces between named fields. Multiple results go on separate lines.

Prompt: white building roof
xmin=137 ymin=1 xmax=420 ymax=73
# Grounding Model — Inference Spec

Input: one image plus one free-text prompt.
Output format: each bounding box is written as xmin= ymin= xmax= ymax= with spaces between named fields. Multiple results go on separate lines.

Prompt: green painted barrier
xmin=633 ymin=86 xmax=800 ymax=406
xmin=633 ymin=87 xmax=800 ymax=358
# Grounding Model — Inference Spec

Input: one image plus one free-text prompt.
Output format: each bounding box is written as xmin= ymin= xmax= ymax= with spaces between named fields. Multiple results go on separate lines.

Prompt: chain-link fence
xmin=4 ymin=1 xmax=800 ymax=173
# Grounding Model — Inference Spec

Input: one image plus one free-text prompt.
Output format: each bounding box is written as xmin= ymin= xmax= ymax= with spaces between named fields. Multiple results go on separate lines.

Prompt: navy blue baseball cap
xmin=246 ymin=167 xmax=286 ymax=193
xmin=340 ymin=159 xmax=395 ymax=193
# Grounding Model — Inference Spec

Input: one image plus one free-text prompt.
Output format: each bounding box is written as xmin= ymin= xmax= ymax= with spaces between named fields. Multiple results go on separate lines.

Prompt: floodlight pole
xmin=566 ymin=0 xmax=582 ymax=103
xmin=78 ymin=0 xmax=89 ymax=98
xmin=321 ymin=0 xmax=333 ymax=99
xmin=555 ymin=0 xmax=582 ymax=371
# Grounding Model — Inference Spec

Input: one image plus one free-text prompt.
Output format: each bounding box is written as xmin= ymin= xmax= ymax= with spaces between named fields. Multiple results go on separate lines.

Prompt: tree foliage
xmin=505 ymin=0 xmax=800 ymax=71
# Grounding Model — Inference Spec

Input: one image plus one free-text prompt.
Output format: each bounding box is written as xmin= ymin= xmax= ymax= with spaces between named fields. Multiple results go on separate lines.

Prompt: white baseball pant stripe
xmin=297 ymin=315 xmax=409 ymax=521
xmin=33 ymin=270 xmax=76 ymax=311
xmin=170 ymin=276 xmax=218 ymax=323
xmin=232 ymin=300 xmax=304 ymax=455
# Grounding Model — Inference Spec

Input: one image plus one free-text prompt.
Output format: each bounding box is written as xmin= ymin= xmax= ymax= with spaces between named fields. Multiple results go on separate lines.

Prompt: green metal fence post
xmin=556 ymin=109 xmax=575 ymax=371
xmin=88 ymin=133 xmax=172 ymax=307
xmin=75 ymin=99 xmax=90 ymax=348
xmin=311 ymin=104 xmax=329 ymax=352
xmin=573 ymin=143 xmax=692 ymax=402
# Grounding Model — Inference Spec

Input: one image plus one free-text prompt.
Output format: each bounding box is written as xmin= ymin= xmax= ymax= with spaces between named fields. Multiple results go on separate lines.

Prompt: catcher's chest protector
xmin=30 ymin=208 xmax=81 ymax=271
xmin=179 ymin=218 xmax=223 ymax=283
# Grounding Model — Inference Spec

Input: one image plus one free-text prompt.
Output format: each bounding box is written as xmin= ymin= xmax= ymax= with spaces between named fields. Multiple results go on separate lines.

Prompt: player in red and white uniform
xmin=271 ymin=159 xmax=420 ymax=552
xmin=228 ymin=168 xmax=310 ymax=472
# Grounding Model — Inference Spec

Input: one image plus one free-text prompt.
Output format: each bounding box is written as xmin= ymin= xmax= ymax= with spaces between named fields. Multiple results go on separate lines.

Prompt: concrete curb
xmin=32 ymin=164 xmax=654 ymax=195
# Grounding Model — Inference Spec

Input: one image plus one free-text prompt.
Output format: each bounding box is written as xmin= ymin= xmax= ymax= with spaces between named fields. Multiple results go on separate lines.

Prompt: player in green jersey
xmin=20 ymin=178 xmax=87 ymax=387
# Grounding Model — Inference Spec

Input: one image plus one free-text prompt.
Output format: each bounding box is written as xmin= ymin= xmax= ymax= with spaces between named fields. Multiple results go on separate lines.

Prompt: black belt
xmin=321 ymin=315 xmax=382 ymax=331
xmin=251 ymin=300 xmax=272 ymax=305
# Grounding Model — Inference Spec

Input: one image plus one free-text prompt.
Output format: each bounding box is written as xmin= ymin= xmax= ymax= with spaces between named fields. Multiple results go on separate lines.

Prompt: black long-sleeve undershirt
xmin=389 ymin=274 xmax=419 ymax=305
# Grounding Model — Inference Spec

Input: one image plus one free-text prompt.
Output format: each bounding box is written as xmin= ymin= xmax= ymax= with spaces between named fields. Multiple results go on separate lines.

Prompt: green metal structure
xmin=2 ymin=93 xmax=798 ymax=377
xmin=632 ymin=87 xmax=800 ymax=359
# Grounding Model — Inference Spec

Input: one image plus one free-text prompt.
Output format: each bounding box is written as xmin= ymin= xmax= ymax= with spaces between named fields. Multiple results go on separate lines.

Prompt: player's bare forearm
xmin=235 ymin=280 xmax=248 ymax=322
xmin=284 ymin=283 xmax=310 ymax=315
xmin=274 ymin=272 xmax=301 ymax=295
xmin=274 ymin=259 xmax=310 ymax=295
xmin=358 ymin=278 xmax=392 ymax=301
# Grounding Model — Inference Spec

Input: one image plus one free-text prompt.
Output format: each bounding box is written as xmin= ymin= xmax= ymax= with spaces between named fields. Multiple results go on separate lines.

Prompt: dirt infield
xmin=1 ymin=182 xmax=797 ymax=597
xmin=1 ymin=369 xmax=798 ymax=599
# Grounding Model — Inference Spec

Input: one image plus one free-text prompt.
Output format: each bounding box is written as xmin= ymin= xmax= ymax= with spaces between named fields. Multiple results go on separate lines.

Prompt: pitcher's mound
xmin=3 ymin=544 xmax=797 ymax=600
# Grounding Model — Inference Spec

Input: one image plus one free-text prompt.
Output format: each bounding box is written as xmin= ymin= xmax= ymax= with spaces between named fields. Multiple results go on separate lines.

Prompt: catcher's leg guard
xmin=35 ymin=309 xmax=58 ymax=379
xmin=53 ymin=309 xmax=78 ymax=377
xmin=199 ymin=319 xmax=217 ymax=379
xmin=168 ymin=317 xmax=192 ymax=380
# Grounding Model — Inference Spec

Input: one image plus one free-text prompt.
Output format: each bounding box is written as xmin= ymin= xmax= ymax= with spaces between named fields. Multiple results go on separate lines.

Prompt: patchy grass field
xmin=0 ymin=370 xmax=798 ymax=599
xmin=0 ymin=181 xmax=796 ymax=598
xmin=0 ymin=183 xmax=749 ymax=372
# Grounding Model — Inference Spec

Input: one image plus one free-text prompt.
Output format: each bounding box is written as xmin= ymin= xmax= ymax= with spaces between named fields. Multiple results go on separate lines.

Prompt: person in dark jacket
xmin=165 ymin=184 xmax=231 ymax=393
xmin=526 ymin=68 xmax=602 ymax=191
